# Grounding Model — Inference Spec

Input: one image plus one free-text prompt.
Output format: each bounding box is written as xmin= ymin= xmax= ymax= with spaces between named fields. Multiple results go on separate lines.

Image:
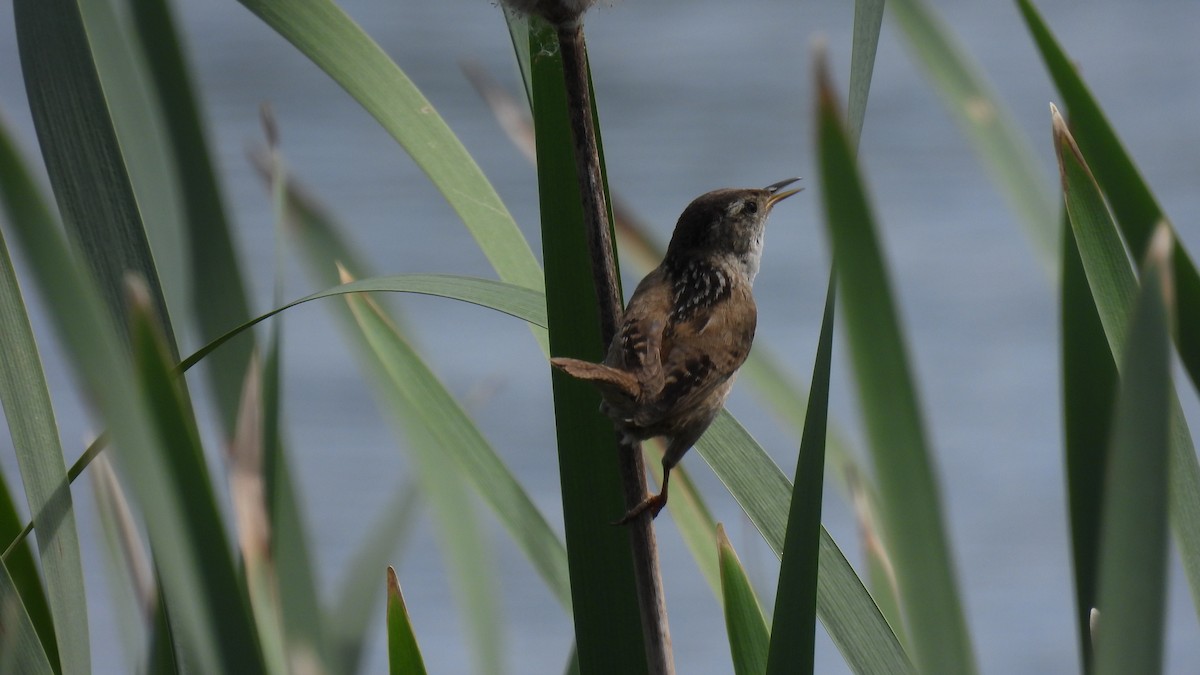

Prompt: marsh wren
xmin=551 ymin=178 xmax=802 ymax=523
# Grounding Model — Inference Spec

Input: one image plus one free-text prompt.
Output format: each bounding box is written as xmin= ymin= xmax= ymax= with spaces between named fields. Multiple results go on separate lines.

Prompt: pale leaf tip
xmin=1146 ymin=220 xmax=1175 ymax=310
xmin=336 ymin=261 xmax=355 ymax=285
xmin=387 ymin=565 xmax=400 ymax=598
xmin=1049 ymin=102 xmax=1068 ymax=141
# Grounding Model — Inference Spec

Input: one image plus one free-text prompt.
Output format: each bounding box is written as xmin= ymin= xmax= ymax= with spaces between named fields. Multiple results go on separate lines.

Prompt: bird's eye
xmin=743 ymin=200 xmax=758 ymax=215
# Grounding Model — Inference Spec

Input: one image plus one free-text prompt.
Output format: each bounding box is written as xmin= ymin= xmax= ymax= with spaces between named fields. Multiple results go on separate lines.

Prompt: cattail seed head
xmin=501 ymin=0 xmax=598 ymax=26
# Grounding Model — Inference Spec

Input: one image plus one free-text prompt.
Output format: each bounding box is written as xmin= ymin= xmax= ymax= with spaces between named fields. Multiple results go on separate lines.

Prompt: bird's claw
xmin=613 ymin=493 xmax=666 ymax=526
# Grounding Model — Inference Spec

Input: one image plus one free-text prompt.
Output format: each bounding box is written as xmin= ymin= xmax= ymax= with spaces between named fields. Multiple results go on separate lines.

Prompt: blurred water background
xmin=2 ymin=0 xmax=1199 ymax=672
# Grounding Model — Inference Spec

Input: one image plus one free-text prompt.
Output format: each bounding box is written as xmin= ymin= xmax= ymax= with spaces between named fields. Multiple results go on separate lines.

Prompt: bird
xmin=550 ymin=177 xmax=802 ymax=524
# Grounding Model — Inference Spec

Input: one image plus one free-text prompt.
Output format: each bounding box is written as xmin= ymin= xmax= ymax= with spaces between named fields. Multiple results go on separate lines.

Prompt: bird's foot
xmin=613 ymin=492 xmax=666 ymax=526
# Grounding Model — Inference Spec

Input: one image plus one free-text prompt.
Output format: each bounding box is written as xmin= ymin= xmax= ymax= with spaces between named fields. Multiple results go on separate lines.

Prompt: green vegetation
xmin=0 ymin=0 xmax=1193 ymax=673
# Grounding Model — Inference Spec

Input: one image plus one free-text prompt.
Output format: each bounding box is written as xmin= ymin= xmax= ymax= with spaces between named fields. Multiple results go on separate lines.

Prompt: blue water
xmin=2 ymin=0 xmax=1199 ymax=672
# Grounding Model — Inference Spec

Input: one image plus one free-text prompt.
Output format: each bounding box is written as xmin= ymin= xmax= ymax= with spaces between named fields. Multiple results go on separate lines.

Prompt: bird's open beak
xmin=765 ymin=177 xmax=803 ymax=209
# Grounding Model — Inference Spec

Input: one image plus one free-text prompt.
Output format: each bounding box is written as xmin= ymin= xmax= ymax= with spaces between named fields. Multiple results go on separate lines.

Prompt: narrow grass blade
xmin=0 ymin=473 xmax=56 ymax=671
xmin=1061 ymin=215 xmax=1117 ymax=669
xmin=1052 ymin=108 xmax=1200 ymax=615
xmin=386 ymin=567 xmax=427 ymax=675
xmin=15 ymin=0 xmax=182 ymax=352
xmin=143 ymin=570 xmax=180 ymax=675
xmin=817 ymin=56 xmax=975 ymax=675
xmin=178 ymin=274 xmax=547 ymax=373
xmin=260 ymin=334 xmax=329 ymax=671
xmin=0 ymin=558 xmax=54 ymax=675
xmin=848 ymin=0 xmax=885 ymax=150
xmin=648 ymin=458 xmax=720 ymax=597
xmin=331 ymin=485 xmax=420 ymax=674
xmin=0 ymin=125 xmax=87 ymax=674
xmin=345 ymin=291 xmax=505 ymax=675
xmin=90 ymin=455 xmax=157 ymax=670
xmin=227 ymin=355 xmax=289 ymax=675
xmin=888 ymin=0 xmax=1058 ymax=273
xmin=1016 ymin=0 xmax=1200 ymax=412
xmin=718 ymin=524 xmax=770 ymax=675
xmin=130 ymin=0 xmax=256 ymax=434
xmin=236 ymin=0 xmax=543 ymax=294
xmin=1092 ymin=229 xmax=1173 ymax=675
xmin=528 ymin=16 xmax=649 ymax=674
xmin=767 ymin=272 xmax=836 ymax=675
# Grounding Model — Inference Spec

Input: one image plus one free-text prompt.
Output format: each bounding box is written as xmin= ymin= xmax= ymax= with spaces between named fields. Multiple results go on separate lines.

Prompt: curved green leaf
xmin=1016 ymin=0 xmax=1200 ymax=425
xmin=179 ymin=275 xmax=547 ymax=373
xmin=236 ymin=0 xmax=543 ymax=294
xmin=346 ymin=291 xmax=505 ymax=675
xmin=767 ymin=273 xmax=836 ymax=675
xmin=817 ymin=58 xmax=975 ymax=675
xmin=16 ymin=0 xmax=182 ymax=353
xmin=0 ymin=116 xmax=87 ymax=674
xmin=1053 ymin=108 xmax=1200 ymax=616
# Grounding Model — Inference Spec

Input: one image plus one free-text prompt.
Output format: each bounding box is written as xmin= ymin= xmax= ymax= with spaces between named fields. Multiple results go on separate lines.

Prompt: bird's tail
xmin=549 ymin=357 xmax=640 ymax=400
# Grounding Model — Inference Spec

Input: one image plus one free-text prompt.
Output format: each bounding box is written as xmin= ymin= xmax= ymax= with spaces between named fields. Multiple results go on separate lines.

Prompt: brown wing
xmin=605 ymin=267 xmax=671 ymax=396
xmin=634 ymin=283 xmax=757 ymax=428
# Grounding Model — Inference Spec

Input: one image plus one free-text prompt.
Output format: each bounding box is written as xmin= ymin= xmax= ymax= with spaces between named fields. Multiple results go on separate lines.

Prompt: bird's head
xmin=665 ymin=177 xmax=801 ymax=282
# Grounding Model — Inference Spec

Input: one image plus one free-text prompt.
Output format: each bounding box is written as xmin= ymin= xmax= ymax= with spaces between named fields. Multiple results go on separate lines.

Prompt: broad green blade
xmin=1016 ymin=0 xmax=1200 ymax=414
xmin=0 ymin=121 xmax=87 ymax=674
xmin=718 ymin=525 xmax=770 ymax=675
xmin=236 ymin=0 xmax=543 ymax=295
xmin=816 ymin=60 xmax=975 ymax=675
xmin=1052 ymin=108 xmax=1200 ymax=615
xmin=345 ymin=292 xmax=505 ymax=675
xmin=129 ymin=0 xmax=256 ymax=434
xmin=0 ymin=558 xmax=54 ymax=675
xmin=129 ymin=284 xmax=269 ymax=673
xmin=697 ymin=415 xmax=911 ymax=675
xmin=528 ymin=16 xmax=648 ymax=674
xmin=179 ymin=274 xmax=547 ymax=373
xmin=1060 ymin=218 xmax=1117 ymax=670
xmin=888 ymin=0 xmax=1058 ymax=273
xmin=4 ymin=141 xmax=265 ymax=672
xmin=848 ymin=0 xmax=885 ymax=150
xmin=767 ymin=272 xmax=836 ymax=675
xmin=15 ymin=0 xmax=182 ymax=353
xmin=1093 ymin=232 xmax=1172 ymax=675
xmin=331 ymin=485 xmax=420 ymax=674
xmin=0 ymin=473 xmax=57 ymax=672
xmin=386 ymin=567 xmax=427 ymax=675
